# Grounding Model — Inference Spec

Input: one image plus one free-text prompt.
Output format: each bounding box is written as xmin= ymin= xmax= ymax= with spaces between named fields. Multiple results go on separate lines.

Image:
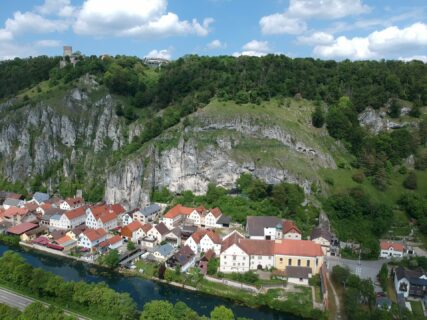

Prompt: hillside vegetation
xmin=1 ymin=54 xmax=427 ymax=255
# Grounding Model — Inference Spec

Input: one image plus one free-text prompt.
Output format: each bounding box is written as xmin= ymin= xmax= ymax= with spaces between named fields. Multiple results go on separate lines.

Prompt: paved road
xmin=0 ymin=287 xmax=89 ymax=319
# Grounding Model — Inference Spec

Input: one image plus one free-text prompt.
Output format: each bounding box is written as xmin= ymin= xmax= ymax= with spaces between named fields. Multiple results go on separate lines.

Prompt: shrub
xmin=403 ymin=171 xmax=417 ymax=190
xmin=352 ymin=171 xmax=365 ymax=184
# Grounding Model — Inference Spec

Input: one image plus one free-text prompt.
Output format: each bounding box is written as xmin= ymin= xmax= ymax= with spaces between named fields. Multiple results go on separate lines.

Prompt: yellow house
xmin=274 ymin=239 xmax=324 ymax=274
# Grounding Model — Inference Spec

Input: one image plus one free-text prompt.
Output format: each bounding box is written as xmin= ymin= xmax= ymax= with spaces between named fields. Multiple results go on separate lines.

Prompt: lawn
xmin=410 ymin=300 xmax=424 ymax=317
xmin=134 ymin=260 xmax=157 ymax=278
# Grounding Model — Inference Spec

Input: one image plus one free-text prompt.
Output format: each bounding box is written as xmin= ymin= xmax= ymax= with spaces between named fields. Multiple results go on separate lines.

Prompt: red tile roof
xmin=239 ymin=239 xmax=275 ymax=255
xmin=274 ymin=239 xmax=323 ymax=257
xmin=210 ymin=208 xmax=222 ymax=218
xmin=89 ymin=205 xmax=109 ymax=219
xmin=191 ymin=229 xmax=221 ymax=244
xmin=65 ymin=197 xmax=84 ymax=207
xmin=83 ymin=228 xmax=107 ymax=242
xmin=56 ymin=235 xmax=74 ymax=245
xmin=107 ymin=235 xmax=122 ymax=245
xmin=221 ymin=231 xmax=245 ymax=253
xmin=283 ymin=220 xmax=301 ymax=235
xmin=7 ymin=222 xmax=38 ymax=235
xmin=109 ymin=204 xmax=125 ymax=215
xmin=380 ymin=241 xmax=404 ymax=252
xmin=121 ymin=221 xmax=143 ymax=238
xmin=99 ymin=211 xmax=117 ymax=224
xmin=4 ymin=207 xmax=29 ymax=218
xmin=164 ymin=204 xmax=194 ymax=219
xmin=65 ymin=206 xmax=86 ymax=220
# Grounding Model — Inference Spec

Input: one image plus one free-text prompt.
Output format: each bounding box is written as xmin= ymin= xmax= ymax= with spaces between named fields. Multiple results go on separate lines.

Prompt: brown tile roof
xmin=238 ymin=239 xmax=275 ymax=255
xmin=109 ymin=204 xmax=125 ymax=215
xmin=246 ymin=216 xmax=282 ymax=237
xmin=107 ymin=235 xmax=122 ymax=245
xmin=141 ymin=223 xmax=153 ymax=234
xmin=164 ymin=204 xmax=194 ymax=219
xmin=65 ymin=197 xmax=84 ymax=207
xmin=83 ymin=228 xmax=107 ymax=242
xmin=56 ymin=235 xmax=74 ymax=245
xmin=286 ymin=266 xmax=312 ymax=279
xmin=203 ymin=249 xmax=216 ymax=261
xmin=40 ymin=203 xmax=52 ymax=210
xmin=89 ymin=205 xmax=109 ymax=219
xmin=283 ymin=220 xmax=301 ymax=235
xmin=155 ymin=222 xmax=170 ymax=235
xmin=190 ymin=229 xmax=221 ymax=244
xmin=221 ymin=231 xmax=245 ymax=253
xmin=210 ymin=207 xmax=222 ymax=218
xmin=24 ymin=202 xmax=39 ymax=211
xmin=7 ymin=222 xmax=38 ymax=235
xmin=274 ymin=239 xmax=323 ymax=257
xmin=65 ymin=206 xmax=86 ymax=220
xmin=380 ymin=241 xmax=404 ymax=252
xmin=311 ymin=227 xmax=332 ymax=242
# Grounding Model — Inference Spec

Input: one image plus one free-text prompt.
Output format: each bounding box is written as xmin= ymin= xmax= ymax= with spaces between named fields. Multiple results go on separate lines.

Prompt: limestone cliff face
xmin=0 ymin=77 xmax=125 ymax=187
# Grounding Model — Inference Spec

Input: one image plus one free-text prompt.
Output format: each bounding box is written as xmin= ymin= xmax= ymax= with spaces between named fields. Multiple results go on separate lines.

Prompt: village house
xmin=3 ymin=207 xmax=31 ymax=225
xmin=7 ymin=222 xmax=39 ymax=236
xmin=36 ymin=203 xmax=53 ymax=215
xmin=161 ymin=204 xmax=194 ymax=229
xmin=85 ymin=205 xmax=122 ymax=230
xmin=138 ymin=204 xmax=162 ymax=223
xmin=152 ymin=243 xmax=175 ymax=261
xmin=50 ymin=207 xmax=86 ymax=230
xmin=164 ymin=227 xmax=182 ymax=247
xmin=78 ymin=228 xmax=108 ymax=249
xmin=31 ymin=192 xmax=50 ymax=205
xmin=219 ymin=231 xmax=249 ymax=273
xmin=0 ymin=192 xmax=23 ymax=205
xmin=147 ymin=222 xmax=170 ymax=244
xmin=66 ymin=225 xmax=86 ymax=241
xmin=394 ymin=266 xmax=427 ymax=298
xmin=166 ymin=245 xmax=196 ymax=272
xmin=311 ymin=227 xmax=332 ymax=255
xmin=59 ymin=197 xmax=85 ymax=211
xmin=283 ymin=220 xmax=302 ymax=240
xmin=380 ymin=241 xmax=405 ymax=259
xmin=55 ymin=235 xmax=77 ymax=252
xmin=2 ymin=198 xmax=24 ymax=209
xmin=286 ymin=266 xmax=312 ymax=285
xmin=121 ymin=221 xmax=152 ymax=243
xmin=185 ymin=229 xmax=222 ymax=255
xmin=99 ymin=235 xmax=123 ymax=251
xmin=274 ymin=239 xmax=324 ymax=275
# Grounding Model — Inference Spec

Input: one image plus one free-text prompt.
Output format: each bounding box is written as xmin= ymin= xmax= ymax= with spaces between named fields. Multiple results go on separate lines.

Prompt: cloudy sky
xmin=0 ymin=0 xmax=426 ymax=62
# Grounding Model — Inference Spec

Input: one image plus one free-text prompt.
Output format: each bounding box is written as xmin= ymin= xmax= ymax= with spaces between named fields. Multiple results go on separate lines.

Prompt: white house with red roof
xmin=85 ymin=205 xmax=121 ymax=230
xmin=187 ymin=207 xmax=224 ymax=228
xmin=283 ymin=220 xmax=302 ymax=240
xmin=52 ymin=207 xmax=86 ymax=230
xmin=147 ymin=222 xmax=170 ymax=244
xmin=121 ymin=221 xmax=152 ymax=243
xmin=78 ymin=228 xmax=108 ymax=249
xmin=59 ymin=197 xmax=85 ymax=211
xmin=380 ymin=241 xmax=405 ymax=259
xmin=161 ymin=204 xmax=194 ymax=229
xmin=185 ymin=229 xmax=222 ymax=255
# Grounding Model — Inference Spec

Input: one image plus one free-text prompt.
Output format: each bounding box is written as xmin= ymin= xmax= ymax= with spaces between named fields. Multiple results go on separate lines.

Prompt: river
xmin=0 ymin=245 xmax=301 ymax=320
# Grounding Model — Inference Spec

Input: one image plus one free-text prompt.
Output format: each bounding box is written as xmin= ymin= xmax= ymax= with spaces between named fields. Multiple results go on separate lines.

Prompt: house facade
xmin=380 ymin=241 xmax=405 ymax=259
xmin=60 ymin=197 xmax=84 ymax=211
xmin=78 ymin=228 xmax=108 ymax=249
xmin=311 ymin=227 xmax=332 ymax=255
xmin=394 ymin=266 xmax=427 ymax=298
xmin=161 ymin=204 xmax=194 ymax=229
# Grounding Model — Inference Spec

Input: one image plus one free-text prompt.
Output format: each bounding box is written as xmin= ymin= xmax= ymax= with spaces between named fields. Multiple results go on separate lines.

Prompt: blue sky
xmin=0 ymin=0 xmax=426 ymax=61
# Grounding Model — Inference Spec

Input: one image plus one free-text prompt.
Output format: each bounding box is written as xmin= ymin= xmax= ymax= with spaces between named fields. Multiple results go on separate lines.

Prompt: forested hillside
xmin=1 ymin=54 xmax=426 ymax=256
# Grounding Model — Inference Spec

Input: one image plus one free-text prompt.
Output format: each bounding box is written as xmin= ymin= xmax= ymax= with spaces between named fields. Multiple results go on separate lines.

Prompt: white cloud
xmin=313 ymin=22 xmax=427 ymax=60
xmin=145 ymin=49 xmax=172 ymax=60
xmin=297 ymin=32 xmax=334 ymax=45
xmin=260 ymin=13 xmax=306 ymax=35
xmin=207 ymin=39 xmax=226 ymax=49
xmin=399 ymin=55 xmax=427 ymax=63
xmin=260 ymin=0 xmax=370 ymax=35
xmin=2 ymin=11 xmax=69 ymax=38
xmin=35 ymin=39 xmax=61 ymax=47
xmin=36 ymin=0 xmax=76 ymax=17
xmin=0 ymin=42 xmax=36 ymax=60
xmin=0 ymin=29 xmax=13 ymax=41
xmin=73 ymin=0 xmax=213 ymax=38
xmin=233 ymin=40 xmax=271 ymax=57
xmin=288 ymin=0 xmax=370 ymax=19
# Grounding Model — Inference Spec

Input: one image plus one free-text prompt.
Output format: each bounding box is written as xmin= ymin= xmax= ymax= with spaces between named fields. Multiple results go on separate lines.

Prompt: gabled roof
xmin=65 ymin=197 xmax=84 ymax=207
xmin=164 ymin=204 xmax=194 ymax=219
xmin=7 ymin=222 xmax=38 ymax=235
xmin=89 ymin=205 xmax=109 ymax=219
xmin=155 ymin=222 xmax=170 ymax=235
xmin=274 ymin=239 xmax=323 ymax=257
xmin=107 ymin=235 xmax=123 ymax=245
xmin=122 ymin=221 xmax=143 ymax=233
xmin=286 ymin=266 xmax=312 ymax=279
xmin=209 ymin=207 xmax=222 ymax=218
xmin=380 ymin=241 xmax=404 ymax=252
xmin=190 ymin=229 xmax=221 ymax=244
xmin=109 ymin=204 xmax=125 ymax=215
xmin=246 ymin=216 xmax=282 ymax=237
xmin=3 ymin=207 xmax=29 ymax=218
xmin=221 ymin=230 xmax=245 ymax=253
xmin=395 ymin=266 xmax=427 ymax=282
xmin=82 ymin=228 xmax=107 ymax=242
xmin=32 ymin=192 xmax=50 ymax=203
xmin=154 ymin=243 xmax=175 ymax=257
xmin=65 ymin=207 xmax=86 ymax=220
xmin=238 ymin=239 xmax=275 ymax=255
xmin=217 ymin=215 xmax=231 ymax=225
xmin=141 ymin=223 xmax=153 ymax=234
xmin=56 ymin=235 xmax=76 ymax=246
xmin=44 ymin=207 xmax=65 ymax=217
xmin=141 ymin=204 xmax=161 ymax=216
xmin=99 ymin=211 xmax=117 ymax=224
xmin=3 ymin=198 xmax=22 ymax=207
xmin=311 ymin=227 xmax=332 ymax=242
xmin=283 ymin=220 xmax=301 ymax=235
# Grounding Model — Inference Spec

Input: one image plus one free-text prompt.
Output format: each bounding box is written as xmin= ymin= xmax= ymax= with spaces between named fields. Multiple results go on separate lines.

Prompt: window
xmin=233 ymin=255 xmax=236 ymax=261
xmin=280 ymin=258 xmax=283 ymax=262
xmin=298 ymin=259 xmax=301 ymax=266
xmin=288 ymin=259 xmax=292 ymax=266
xmin=307 ymin=260 xmax=310 ymax=267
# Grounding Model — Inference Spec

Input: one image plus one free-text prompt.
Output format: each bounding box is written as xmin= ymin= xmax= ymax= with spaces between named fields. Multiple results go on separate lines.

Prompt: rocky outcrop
xmin=358 ymin=107 xmax=407 ymax=134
